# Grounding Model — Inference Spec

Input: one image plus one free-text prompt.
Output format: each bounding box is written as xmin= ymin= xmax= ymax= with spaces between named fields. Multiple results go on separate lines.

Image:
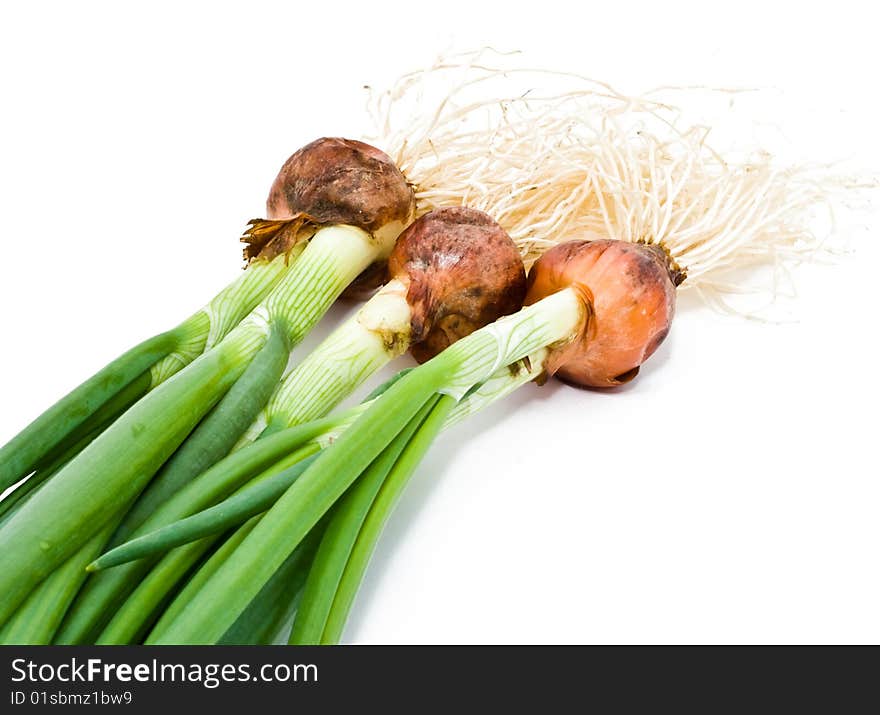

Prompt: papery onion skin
xmin=389 ymin=207 xmax=527 ymax=363
xmin=525 ymin=240 xmax=682 ymax=388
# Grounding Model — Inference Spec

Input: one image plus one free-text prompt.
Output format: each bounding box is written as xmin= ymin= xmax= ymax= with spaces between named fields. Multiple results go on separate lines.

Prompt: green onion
xmin=0 ymin=373 xmax=152 ymax=526
xmin=1 ymin=341 xmax=246 ymax=626
xmin=104 ymin=223 xmax=394 ymax=544
xmin=152 ymin=205 xmax=525 ymax=520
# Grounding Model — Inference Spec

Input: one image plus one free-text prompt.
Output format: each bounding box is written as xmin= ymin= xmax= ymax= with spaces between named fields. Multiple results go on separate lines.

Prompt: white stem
xmin=215 ymin=221 xmax=407 ymax=377
xmin=264 ymin=222 xmax=404 ymax=337
xmin=255 ymin=278 xmax=412 ymax=436
xmin=443 ymin=347 xmax=548 ymax=428
xmin=435 ymin=287 xmax=585 ymax=400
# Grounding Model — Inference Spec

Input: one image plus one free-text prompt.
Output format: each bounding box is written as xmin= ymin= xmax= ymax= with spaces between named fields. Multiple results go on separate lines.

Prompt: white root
xmin=368 ymin=49 xmax=865 ymax=313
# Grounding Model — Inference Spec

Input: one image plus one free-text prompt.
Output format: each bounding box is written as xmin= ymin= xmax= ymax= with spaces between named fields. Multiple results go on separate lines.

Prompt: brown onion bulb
xmin=244 ymin=137 xmax=415 ymax=269
xmin=389 ymin=207 xmax=527 ymax=363
xmin=525 ymin=240 xmax=683 ymax=388
xmin=266 ymin=137 xmax=413 ymax=228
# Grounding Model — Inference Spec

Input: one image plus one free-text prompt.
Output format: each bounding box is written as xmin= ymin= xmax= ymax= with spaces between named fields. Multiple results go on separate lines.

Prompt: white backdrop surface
xmin=0 ymin=1 xmax=877 ymax=643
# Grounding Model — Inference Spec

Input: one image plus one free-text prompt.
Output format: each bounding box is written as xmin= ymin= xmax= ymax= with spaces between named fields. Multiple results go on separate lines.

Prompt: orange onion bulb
xmin=525 ymin=239 xmax=684 ymax=388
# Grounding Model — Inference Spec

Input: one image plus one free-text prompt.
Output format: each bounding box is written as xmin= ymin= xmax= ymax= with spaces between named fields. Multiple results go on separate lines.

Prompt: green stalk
xmin=320 ymin=395 xmax=456 ymax=644
xmin=218 ymin=525 xmax=325 ymax=645
xmin=0 ymin=258 xmax=295 ymax=626
xmin=96 ymin=538 xmax=217 ymax=644
xmin=132 ymin=261 xmax=407 ymax=525
xmin=112 ymin=408 xmax=351 ymax=544
xmin=0 ymin=224 xmax=384 ymax=624
xmin=30 ymin=370 xmax=153 ymax=474
xmin=56 ymin=404 xmax=363 ymax=643
xmin=54 ymin=436 xmax=325 ymax=644
xmin=0 ymin=520 xmax=118 ymax=644
xmin=0 ymin=373 xmax=153 ymax=525
xmin=152 ymin=289 xmax=584 ymax=643
xmin=91 ymin=372 xmax=414 ymax=568
xmin=0 ymin=252 xmax=293 ymax=493
xmin=110 ymin=323 xmax=290 ymax=543
xmin=107 ymin=514 xmax=326 ymax=644
xmin=0 ymin=467 xmax=55 ymax=528
xmin=291 ymin=396 xmax=441 ymax=644
xmin=145 ymin=517 xmax=261 ymax=644
xmin=148 ymin=250 xmax=300 ymax=385
xmin=443 ymin=348 xmax=549 ymax=428
xmin=0 ymin=333 xmax=175 ymax=493
xmin=256 ymin=369 xmax=415 ymax=443
xmin=90 ymin=453 xmax=320 ymax=570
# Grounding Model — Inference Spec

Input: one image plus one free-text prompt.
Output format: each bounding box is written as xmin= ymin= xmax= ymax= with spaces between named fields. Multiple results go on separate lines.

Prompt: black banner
xmin=2 ymin=645 xmax=876 ymax=711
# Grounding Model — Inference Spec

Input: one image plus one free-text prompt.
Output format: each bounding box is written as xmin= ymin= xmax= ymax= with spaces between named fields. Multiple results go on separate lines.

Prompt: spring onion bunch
xmin=1 ymin=50 xmax=851 ymax=644
xmin=0 ymin=51 xmax=667 ymax=620
xmin=32 ymin=55 xmax=682 ymax=643
xmin=149 ymin=78 xmax=844 ymax=643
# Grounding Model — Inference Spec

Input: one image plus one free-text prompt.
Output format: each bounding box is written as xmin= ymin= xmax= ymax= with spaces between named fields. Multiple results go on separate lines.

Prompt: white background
xmin=1 ymin=1 xmax=877 ymax=644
